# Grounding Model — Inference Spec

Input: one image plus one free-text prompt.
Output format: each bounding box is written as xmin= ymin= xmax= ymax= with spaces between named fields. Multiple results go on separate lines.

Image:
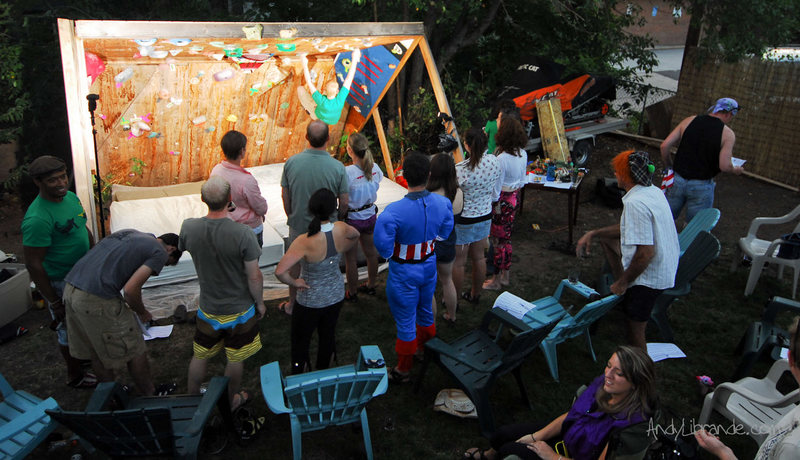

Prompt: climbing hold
xmin=169 ymin=38 xmax=191 ymax=46
xmin=226 ymin=114 xmax=238 ymax=122
xmin=214 ymin=69 xmax=234 ymax=81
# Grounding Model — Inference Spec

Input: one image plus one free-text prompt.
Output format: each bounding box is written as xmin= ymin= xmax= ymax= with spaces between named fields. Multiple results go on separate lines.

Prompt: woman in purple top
xmin=464 ymin=346 xmax=656 ymax=460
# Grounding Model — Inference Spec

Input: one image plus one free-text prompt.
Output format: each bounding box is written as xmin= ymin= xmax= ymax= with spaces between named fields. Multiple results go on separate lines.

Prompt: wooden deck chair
xmin=0 ymin=373 xmax=58 ymax=459
xmin=260 ymin=345 xmax=388 ymax=460
xmin=46 ymin=376 xmax=231 ymax=459
xmin=414 ymin=308 xmax=560 ymax=438
xmin=650 ymin=231 xmax=720 ymax=342
xmin=678 ymin=207 xmax=720 ymax=256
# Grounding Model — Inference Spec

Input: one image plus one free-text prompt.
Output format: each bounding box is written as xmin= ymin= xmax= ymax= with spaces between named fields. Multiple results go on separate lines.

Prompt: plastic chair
xmin=698 ymin=359 xmax=800 ymax=445
xmin=732 ymin=296 xmax=800 ymax=380
xmin=260 ymin=345 xmax=388 ymax=460
xmin=678 ymin=207 xmax=720 ymax=256
xmin=0 ymin=373 xmax=58 ymax=459
xmin=649 ymin=231 xmax=721 ymax=342
xmin=415 ymin=308 xmax=560 ymax=438
xmin=732 ymin=204 xmax=800 ymax=299
xmin=46 ymin=376 xmax=231 ymax=459
xmin=518 ymin=281 xmax=621 ymax=381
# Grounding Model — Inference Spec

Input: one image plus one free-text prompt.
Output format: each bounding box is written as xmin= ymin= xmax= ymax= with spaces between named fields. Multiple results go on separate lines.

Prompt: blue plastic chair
xmin=0 ymin=373 xmax=58 ymax=460
xmin=260 ymin=345 xmax=388 ymax=460
xmin=520 ymin=280 xmax=620 ymax=381
xmin=678 ymin=207 xmax=720 ymax=256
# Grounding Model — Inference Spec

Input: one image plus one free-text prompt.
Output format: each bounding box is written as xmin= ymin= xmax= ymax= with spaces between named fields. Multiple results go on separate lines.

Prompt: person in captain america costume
xmin=374 ymin=152 xmax=454 ymax=382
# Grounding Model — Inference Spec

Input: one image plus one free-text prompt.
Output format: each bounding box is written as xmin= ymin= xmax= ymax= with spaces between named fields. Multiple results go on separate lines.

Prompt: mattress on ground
xmin=109 ymin=193 xmax=284 ymax=288
xmin=108 ymin=162 xmax=408 ymax=287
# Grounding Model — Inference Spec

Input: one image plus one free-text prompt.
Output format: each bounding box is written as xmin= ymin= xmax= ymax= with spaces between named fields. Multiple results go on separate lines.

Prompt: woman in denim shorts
xmin=453 ymin=127 xmax=501 ymax=304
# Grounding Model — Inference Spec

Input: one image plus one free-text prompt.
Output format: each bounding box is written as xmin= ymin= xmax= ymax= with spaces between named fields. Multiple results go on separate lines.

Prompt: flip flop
xmin=358 ymin=284 xmax=377 ymax=296
xmin=442 ymin=312 xmax=456 ymax=324
xmin=463 ymin=447 xmax=492 ymax=459
xmin=278 ymin=301 xmax=293 ymax=316
xmin=67 ymin=372 xmax=98 ymax=389
xmin=231 ymin=389 xmax=251 ymax=411
xmin=344 ymin=291 xmax=359 ymax=303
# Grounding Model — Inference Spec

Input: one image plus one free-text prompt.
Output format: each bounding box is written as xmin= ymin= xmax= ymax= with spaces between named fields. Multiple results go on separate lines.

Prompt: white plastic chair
xmin=698 ymin=359 xmax=800 ymax=445
xmin=732 ymin=204 xmax=800 ymax=299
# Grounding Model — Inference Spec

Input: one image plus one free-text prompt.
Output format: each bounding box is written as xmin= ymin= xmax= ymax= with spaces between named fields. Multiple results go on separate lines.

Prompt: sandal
xmin=461 ymin=291 xmax=481 ymax=304
xmin=155 ymin=382 xmax=178 ymax=396
xmin=344 ymin=291 xmax=359 ymax=303
xmin=482 ymin=278 xmax=503 ymax=291
xmin=358 ymin=284 xmax=377 ymax=296
xmin=387 ymin=367 xmax=410 ymax=384
xmin=231 ymin=389 xmax=251 ymax=411
xmin=442 ymin=312 xmax=456 ymax=324
xmin=67 ymin=372 xmax=98 ymax=389
xmin=463 ymin=447 xmax=492 ymax=459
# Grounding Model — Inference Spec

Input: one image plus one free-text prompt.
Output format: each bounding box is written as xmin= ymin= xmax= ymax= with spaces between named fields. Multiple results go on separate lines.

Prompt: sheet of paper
xmin=732 ymin=157 xmax=746 ymax=167
xmin=492 ymin=291 xmax=536 ymax=319
xmin=646 ymin=342 xmax=686 ymax=362
xmin=543 ymin=181 xmax=573 ymax=190
xmin=143 ymin=325 xmax=174 ymax=341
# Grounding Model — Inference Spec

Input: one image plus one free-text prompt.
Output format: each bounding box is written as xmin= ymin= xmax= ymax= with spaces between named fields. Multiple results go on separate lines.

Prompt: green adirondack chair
xmin=0 ymin=373 xmax=58 ymax=459
xmin=46 ymin=376 xmax=231 ymax=459
xmin=414 ymin=308 xmax=560 ymax=438
xmin=260 ymin=345 xmax=388 ymax=460
xmin=649 ymin=231 xmax=720 ymax=342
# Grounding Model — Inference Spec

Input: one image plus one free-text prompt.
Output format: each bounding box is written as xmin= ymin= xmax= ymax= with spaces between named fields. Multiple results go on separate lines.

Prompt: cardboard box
xmin=0 ymin=263 xmax=32 ymax=328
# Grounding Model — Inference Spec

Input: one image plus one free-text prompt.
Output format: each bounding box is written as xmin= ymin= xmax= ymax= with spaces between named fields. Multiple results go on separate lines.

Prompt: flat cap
xmin=28 ymin=156 xmax=66 ymax=178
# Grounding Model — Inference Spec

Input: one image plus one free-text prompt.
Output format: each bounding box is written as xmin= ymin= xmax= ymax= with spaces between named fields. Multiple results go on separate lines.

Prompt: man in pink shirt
xmin=210 ymin=130 xmax=268 ymax=246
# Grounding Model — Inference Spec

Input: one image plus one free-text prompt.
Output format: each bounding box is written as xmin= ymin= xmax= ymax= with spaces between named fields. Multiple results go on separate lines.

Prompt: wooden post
xmin=417 ymin=38 xmax=463 ymax=162
xmin=57 ymin=18 xmax=99 ymax=241
xmin=372 ymin=109 xmax=395 ymax=180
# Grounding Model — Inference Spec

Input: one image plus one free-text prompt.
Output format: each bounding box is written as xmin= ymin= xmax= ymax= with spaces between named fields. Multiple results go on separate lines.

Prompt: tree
xmin=670 ymin=0 xmax=800 ymax=63
xmin=0 ymin=2 xmax=27 ymax=144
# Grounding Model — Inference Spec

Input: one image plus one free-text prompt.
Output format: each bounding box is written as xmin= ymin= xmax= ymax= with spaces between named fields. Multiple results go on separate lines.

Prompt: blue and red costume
xmin=374 ymin=190 xmax=453 ymax=373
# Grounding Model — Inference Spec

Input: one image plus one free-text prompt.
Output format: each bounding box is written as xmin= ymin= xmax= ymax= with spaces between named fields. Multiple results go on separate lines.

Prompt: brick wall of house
xmin=623 ymin=0 xmax=690 ymax=47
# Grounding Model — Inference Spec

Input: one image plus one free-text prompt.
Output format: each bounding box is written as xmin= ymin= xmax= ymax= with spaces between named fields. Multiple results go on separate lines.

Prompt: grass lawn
xmin=2 ymin=134 xmax=798 ymax=459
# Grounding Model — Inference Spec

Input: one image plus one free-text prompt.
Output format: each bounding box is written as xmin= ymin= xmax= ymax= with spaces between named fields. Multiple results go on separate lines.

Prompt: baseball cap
xmin=628 ymin=151 xmax=656 ymax=187
xmin=708 ymin=98 xmax=740 ymax=115
xmin=28 ymin=156 xmax=66 ymax=178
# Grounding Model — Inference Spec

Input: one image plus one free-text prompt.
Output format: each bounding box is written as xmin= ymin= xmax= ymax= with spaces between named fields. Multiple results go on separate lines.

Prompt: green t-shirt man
xmin=22 ymin=191 xmax=90 ymax=281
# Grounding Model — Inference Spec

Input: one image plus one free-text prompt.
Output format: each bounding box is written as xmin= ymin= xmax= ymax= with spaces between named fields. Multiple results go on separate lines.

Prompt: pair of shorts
xmin=63 ymin=283 xmax=146 ymax=369
xmin=621 ymin=285 xmax=664 ymax=322
xmin=435 ymin=229 xmax=456 ymax=263
xmin=455 ymin=220 xmax=491 ymax=245
xmin=193 ymin=306 xmax=262 ymax=362
xmin=345 ymin=214 xmax=377 ymax=235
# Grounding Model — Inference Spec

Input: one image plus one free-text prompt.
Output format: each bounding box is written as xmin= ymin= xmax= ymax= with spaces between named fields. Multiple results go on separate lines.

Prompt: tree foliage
xmin=670 ymin=0 xmax=800 ymax=62
xmin=0 ymin=2 xmax=28 ymax=144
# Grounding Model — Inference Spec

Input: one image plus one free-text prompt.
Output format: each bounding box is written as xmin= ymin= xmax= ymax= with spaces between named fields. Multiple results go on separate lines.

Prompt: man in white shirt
xmin=576 ymin=150 xmax=679 ymax=349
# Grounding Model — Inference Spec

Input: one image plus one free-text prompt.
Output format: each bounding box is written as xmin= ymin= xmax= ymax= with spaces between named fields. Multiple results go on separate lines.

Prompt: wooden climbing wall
xmin=59 ymin=21 xmax=458 ymax=238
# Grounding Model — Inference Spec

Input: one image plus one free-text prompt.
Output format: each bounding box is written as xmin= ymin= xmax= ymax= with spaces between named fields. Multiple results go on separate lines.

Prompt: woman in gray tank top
xmin=276 ymin=188 xmax=360 ymax=374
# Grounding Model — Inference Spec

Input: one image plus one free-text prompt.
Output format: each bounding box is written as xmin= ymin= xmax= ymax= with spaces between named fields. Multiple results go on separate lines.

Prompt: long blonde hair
xmin=348 ymin=133 xmax=375 ymax=181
